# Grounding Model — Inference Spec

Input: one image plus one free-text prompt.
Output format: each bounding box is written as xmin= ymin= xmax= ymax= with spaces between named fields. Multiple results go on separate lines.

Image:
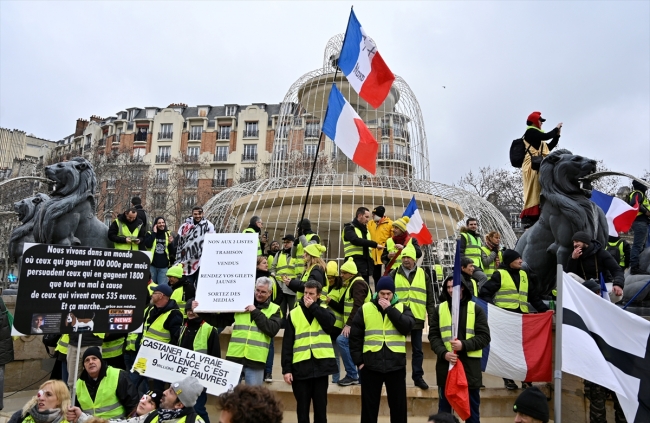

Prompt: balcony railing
xmin=381 ymin=127 xmax=390 ymax=137
xmin=154 ymin=179 xmax=168 ymax=188
xmin=241 ymin=153 xmax=257 ymax=162
xmin=158 ymin=131 xmax=173 ymax=140
xmin=243 ymin=130 xmax=259 ymax=138
xmin=272 ymin=152 xmax=287 ymax=161
xmin=183 ymin=154 xmax=200 ymax=163
xmin=240 ymin=175 xmax=256 ymax=183
xmin=185 ymin=179 xmax=198 ymax=188
xmin=377 ymin=152 xmax=410 ymax=162
xmin=213 ymin=154 xmax=228 ymax=162
xmin=218 ymin=130 xmax=231 ymax=140
xmin=113 ymin=135 xmax=121 ymax=144
xmin=131 ymin=155 xmax=145 ymax=163
xmin=155 ymin=155 xmax=170 ymax=163
xmin=84 ymin=143 xmax=91 ymax=150
xmin=98 ymin=138 xmax=106 ymax=147
xmin=305 ymin=129 xmax=320 ymax=138
xmin=189 ymin=132 xmax=202 ymax=141
xmin=212 ymin=178 xmax=229 ymax=188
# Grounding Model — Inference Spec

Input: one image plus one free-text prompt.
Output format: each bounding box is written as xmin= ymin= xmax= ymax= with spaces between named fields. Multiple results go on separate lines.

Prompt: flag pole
xmin=554 ymin=264 xmax=563 ymax=423
xmin=296 ymin=7 xmax=353 ymax=235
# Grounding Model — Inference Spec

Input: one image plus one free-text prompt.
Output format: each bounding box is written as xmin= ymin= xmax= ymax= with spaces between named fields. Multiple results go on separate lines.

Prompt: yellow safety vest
xmin=326 ymin=286 xmax=346 ymax=329
xmin=55 ymin=334 xmax=70 ymax=355
xmin=114 ymin=219 xmax=142 ymax=250
xmin=291 ymin=303 xmax=335 ymax=363
xmin=494 ymin=269 xmax=529 ymax=313
xmin=460 ymin=232 xmax=483 ymax=268
xmin=362 ymin=302 xmax=406 ymax=354
xmin=76 ymin=366 xmax=126 ymax=418
xmin=226 ymin=303 xmax=279 ymax=363
xmin=178 ymin=321 xmax=214 ymax=354
xmin=607 ymin=240 xmax=626 ymax=267
xmin=296 ymin=264 xmax=327 ymax=301
xmin=480 ymin=247 xmax=503 ymax=277
xmin=385 ymin=238 xmax=416 ymax=269
xmin=343 ymin=276 xmax=371 ymax=325
xmin=394 ymin=267 xmax=427 ymax=321
xmin=242 ymin=228 xmax=262 ymax=256
xmin=147 ymin=415 xmax=201 ymax=423
xmin=23 ymin=417 xmax=68 ymax=423
xmin=142 ymin=307 xmax=173 ymax=343
xmin=630 ymin=190 xmax=650 ymax=217
xmin=101 ymin=337 xmax=125 ymax=359
xmin=171 ymin=285 xmax=188 ymax=318
xmin=438 ymin=301 xmax=481 ymax=358
xmin=292 ymin=233 xmax=317 ymax=275
xmin=434 ymin=264 xmax=444 ymax=282
xmin=271 ymin=251 xmax=296 ymax=281
xmin=341 ymin=225 xmax=371 ymax=257
xmin=149 ymin=231 xmax=170 ymax=257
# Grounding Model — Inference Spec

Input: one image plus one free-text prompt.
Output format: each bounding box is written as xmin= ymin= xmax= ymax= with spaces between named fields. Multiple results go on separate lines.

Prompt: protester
xmin=481 ymin=231 xmax=502 ymax=279
xmin=75 ymin=347 xmax=138 ymax=419
xmin=54 ymin=335 xmax=70 ymax=386
xmin=629 ymin=179 xmax=650 ymax=274
xmin=176 ymin=207 xmax=215 ymax=286
xmin=67 ymin=390 xmax=163 ymax=423
xmin=427 ymin=413 xmax=460 ymax=423
xmin=282 ymin=280 xmax=337 ymax=423
xmin=216 ymin=385 xmax=283 ymax=423
xmin=292 ymin=218 xmax=321 ymax=276
xmin=266 ymin=240 xmax=281 ymax=258
xmin=167 ymin=264 xmax=196 ymax=319
xmin=283 ymin=244 xmax=327 ymax=301
xmin=429 ymin=276 xmax=490 ymax=423
xmin=606 ymin=235 xmax=631 ymax=273
xmin=513 ymin=386 xmax=550 ymax=423
xmin=324 ymin=260 xmax=345 ymax=383
xmin=460 ymin=257 xmax=479 ymax=295
xmin=108 ymin=209 xmax=144 ymax=250
xmin=130 ymin=197 xmax=149 ymax=237
xmin=101 ymin=334 xmax=126 ymax=370
xmin=342 ymin=207 xmax=385 ymax=283
xmin=270 ymin=234 xmax=298 ymax=319
xmin=8 ymin=380 xmax=70 ymax=423
xmin=459 ymin=218 xmax=488 ymax=287
xmin=368 ymin=206 xmax=393 ymax=284
xmin=143 ymin=217 xmax=173 ymax=285
xmin=349 ymin=276 xmax=415 ymax=423
xmin=66 ymin=332 xmax=104 ymax=390
xmin=157 ymin=377 xmax=205 ymax=423
xmin=258 ymin=255 xmax=284 ymax=383
xmin=242 ymin=216 xmax=266 ymax=256
xmin=381 ymin=216 xmax=422 ymax=274
xmin=388 ymin=245 xmax=435 ymax=390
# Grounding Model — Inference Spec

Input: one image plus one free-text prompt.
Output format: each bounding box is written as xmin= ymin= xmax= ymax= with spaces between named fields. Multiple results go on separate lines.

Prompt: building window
xmin=214 ymin=169 xmax=227 ymax=187
xmin=183 ymin=194 xmax=197 ymax=209
xmin=244 ymin=122 xmax=259 ymax=138
xmin=159 ymin=124 xmax=173 ymax=140
xmin=510 ymin=213 xmax=522 ymax=229
xmin=157 ymin=146 xmax=171 ymax=163
xmin=135 ymin=127 xmax=148 ymax=141
xmin=106 ymin=193 xmax=115 ymax=209
xmin=185 ymin=169 xmax=198 ymax=187
xmin=153 ymin=193 xmax=166 ymax=208
xmin=304 ymin=144 xmax=318 ymax=159
xmin=394 ymin=144 xmax=406 ymax=161
xmin=242 ymin=144 xmax=257 ymax=162
xmin=277 ymin=122 xmax=289 ymax=139
xmin=133 ymin=148 xmax=145 ymax=162
xmin=155 ymin=169 xmax=168 ymax=187
xmin=107 ymin=176 xmax=117 ymax=189
xmin=133 ymin=170 xmax=145 ymax=185
xmin=305 ymin=121 xmax=320 ymax=138
xmin=215 ymin=146 xmax=229 ymax=161
xmin=218 ymin=125 xmax=231 ymax=140
xmin=186 ymin=147 xmax=200 ymax=162
xmin=85 ymin=134 xmax=92 ymax=149
xmin=273 ymin=144 xmax=286 ymax=160
xmin=146 ymin=109 xmax=156 ymax=119
xmin=225 ymin=105 xmax=237 ymax=117
xmin=394 ymin=121 xmax=403 ymax=139
xmin=189 ymin=125 xmax=202 ymax=141
xmin=380 ymin=143 xmax=389 ymax=159
xmin=241 ymin=167 xmax=255 ymax=182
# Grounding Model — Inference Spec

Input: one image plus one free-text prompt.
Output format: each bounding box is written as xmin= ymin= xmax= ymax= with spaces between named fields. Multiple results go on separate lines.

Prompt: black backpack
xmin=510 ymin=135 xmax=528 ymax=168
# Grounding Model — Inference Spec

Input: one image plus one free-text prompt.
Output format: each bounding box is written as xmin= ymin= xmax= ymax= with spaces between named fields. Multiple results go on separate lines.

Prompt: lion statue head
xmin=9 ymin=193 xmax=50 ymax=245
xmin=33 ymin=157 xmax=97 ymax=243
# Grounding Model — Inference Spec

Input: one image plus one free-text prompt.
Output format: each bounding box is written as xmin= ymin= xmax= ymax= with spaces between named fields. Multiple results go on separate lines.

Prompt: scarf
xmin=157 ymin=407 xmax=188 ymax=422
xmin=27 ymin=406 xmax=64 ymax=423
xmin=392 ymin=232 xmax=409 ymax=247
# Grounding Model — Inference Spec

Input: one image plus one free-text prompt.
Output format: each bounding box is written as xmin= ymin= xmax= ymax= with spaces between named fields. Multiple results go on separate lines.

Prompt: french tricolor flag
xmin=403 ymin=196 xmax=433 ymax=245
xmin=322 ymin=83 xmax=379 ymax=174
xmin=474 ymin=298 xmax=553 ymax=382
xmin=590 ymin=189 xmax=638 ymax=237
xmin=338 ymin=10 xmax=395 ymax=109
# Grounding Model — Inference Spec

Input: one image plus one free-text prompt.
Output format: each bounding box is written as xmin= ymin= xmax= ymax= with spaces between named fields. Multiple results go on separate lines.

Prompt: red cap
xmin=527 ymin=111 xmax=546 ymax=126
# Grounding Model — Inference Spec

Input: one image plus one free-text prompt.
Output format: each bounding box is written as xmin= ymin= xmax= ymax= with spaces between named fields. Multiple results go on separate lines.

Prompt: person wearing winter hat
xmin=283 ymin=244 xmax=327 ymax=301
xmin=565 ymin=231 xmax=625 ymax=301
xmin=381 ymin=216 xmax=422 ymax=274
xmin=342 ymin=207 xmax=385 ymax=283
xmin=242 ymin=216 xmax=265 ymax=256
xmin=368 ymin=206 xmax=393 ymax=285
xmin=458 ymin=218 xmax=489 ymax=288
xmin=629 ymin=179 xmax=650 ymax=274
xmin=324 ymin=261 xmax=345 ymax=383
xmin=167 ymin=264 xmax=195 ymax=319
xmin=67 ymin=389 xmax=164 ymax=423
xmin=292 ymin=218 xmax=322 ymax=276
xmin=75 ymin=347 xmax=139 ymax=419
xmin=143 ymin=217 xmax=173 ymax=285
xmin=349 ymin=275 xmax=415 ymax=423
xmin=520 ymin=112 xmax=563 ymax=228
xmin=155 ymin=377 xmax=205 ymax=423
xmin=388 ymin=243 xmax=434 ymax=390
xmin=513 ymin=386 xmax=549 ymax=423
xmin=480 ymin=249 xmax=549 ymax=390
xmin=270 ymin=234 xmax=298 ymax=319
xmin=328 ymin=258 xmax=372 ymax=386
xmin=429 ymin=273 xmax=490 ymax=423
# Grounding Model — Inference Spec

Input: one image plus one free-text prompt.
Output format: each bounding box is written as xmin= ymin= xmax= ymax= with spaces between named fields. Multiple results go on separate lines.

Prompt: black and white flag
xmin=561 ymin=273 xmax=650 ymax=422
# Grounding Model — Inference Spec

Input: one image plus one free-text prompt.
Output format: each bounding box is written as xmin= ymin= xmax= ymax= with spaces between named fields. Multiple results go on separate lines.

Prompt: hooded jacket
xmin=368 ymin=216 xmax=393 ymax=265
xmin=144 ymin=217 xmax=171 ymax=268
xmin=170 ymin=277 xmax=196 ymax=307
xmin=565 ymin=239 xmax=625 ymax=289
xmin=479 ymin=264 xmax=549 ymax=313
xmin=342 ymin=219 xmax=379 ymax=276
xmin=132 ymin=204 xmax=149 ymax=238
xmin=281 ymin=298 xmax=338 ymax=380
xmin=108 ymin=213 xmax=144 ymax=246
xmin=429 ymin=281 xmax=490 ymax=389
xmin=388 ymin=265 xmax=436 ymax=330
xmin=75 ymin=360 xmax=139 ymax=413
xmin=349 ymin=296 xmax=415 ymax=373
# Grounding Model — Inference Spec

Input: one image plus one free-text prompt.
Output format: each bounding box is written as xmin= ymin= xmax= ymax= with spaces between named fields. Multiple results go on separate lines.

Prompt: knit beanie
xmin=392 ymin=216 xmax=410 ymax=233
xmin=376 ymin=276 xmax=395 ymax=293
xmin=632 ymin=179 xmax=647 ymax=192
xmin=144 ymin=389 xmax=164 ymax=409
xmin=171 ymin=376 xmax=204 ymax=408
xmin=513 ymin=386 xmax=549 ymax=422
xmin=572 ymin=231 xmax=591 ymax=244
xmin=185 ymin=297 xmax=195 ymax=312
xmin=166 ymin=263 xmax=184 ymax=278
xmin=401 ymin=244 xmax=417 ymax=260
xmin=326 ymin=261 xmax=339 ymax=277
xmin=304 ymin=243 xmax=326 ymax=258
xmin=340 ymin=257 xmax=358 ymax=274
xmin=299 ymin=218 xmax=312 ymax=231
xmin=372 ymin=206 xmax=385 ymax=218
xmin=83 ymin=346 xmax=102 ymax=362
xmin=502 ymin=249 xmax=521 ymax=267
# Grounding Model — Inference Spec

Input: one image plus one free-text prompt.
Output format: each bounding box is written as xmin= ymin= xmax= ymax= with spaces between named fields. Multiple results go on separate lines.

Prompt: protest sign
xmin=12 ymin=243 xmax=149 ymax=336
xmin=132 ymin=338 xmax=242 ymax=396
xmin=194 ymin=233 xmax=258 ymax=312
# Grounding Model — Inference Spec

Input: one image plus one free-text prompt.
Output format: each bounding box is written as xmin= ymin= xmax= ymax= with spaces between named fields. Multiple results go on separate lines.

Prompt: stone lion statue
xmin=33 ymin=157 xmax=110 ymax=248
xmin=516 ymin=149 xmax=608 ymax=295
xmin=8 ymin=193 xmax=50 ymax=276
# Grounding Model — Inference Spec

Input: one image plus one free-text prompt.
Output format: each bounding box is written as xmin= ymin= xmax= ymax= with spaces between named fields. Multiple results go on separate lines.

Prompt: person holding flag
xmin=381 ymin=216 xmax=422 ymax=274
xmin=429 ymin=241 xmax=490 ymax=423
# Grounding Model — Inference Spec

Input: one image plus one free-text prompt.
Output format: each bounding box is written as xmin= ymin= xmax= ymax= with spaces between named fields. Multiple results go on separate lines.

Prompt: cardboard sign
xmin=132 ymin=338 xmax=242 ymax=396
xmin=194 ymin=233 xmax=258 ymax=312
xmin=12 ymin=243 xmax=149 ymax=336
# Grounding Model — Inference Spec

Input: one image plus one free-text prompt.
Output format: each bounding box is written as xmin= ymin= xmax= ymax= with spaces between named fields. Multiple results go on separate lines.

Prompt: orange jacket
xmin=367 ymin=216 xmax=393 ymax=265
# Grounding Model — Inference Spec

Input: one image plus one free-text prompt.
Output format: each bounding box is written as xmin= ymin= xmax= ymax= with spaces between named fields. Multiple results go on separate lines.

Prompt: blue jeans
xmin=124 ymin=352 xmax=148 ymax=396
xmin=150 ymin=266 xmax=168 ymax=285
xmin=194 ymin=389 xmax=209 ymax=423
xmin=438 ymin=386 xmax=481 ymax=423
xmin=411 ymin=329 xmax=424 ymax=381
xmin=60 ymin=360 xmax=69 ymax=386
xmin=630 ymin=220 xmax=649 ymax=269
xmin=244 ymin=366 xmax=264 ymax=386
xmin=336 ymin=334 xmax=358 ymax=380
xmin=265 ymin=339 xmax=274 ymax=374
xmin=332 ymin=335 xmax=341 ymax=383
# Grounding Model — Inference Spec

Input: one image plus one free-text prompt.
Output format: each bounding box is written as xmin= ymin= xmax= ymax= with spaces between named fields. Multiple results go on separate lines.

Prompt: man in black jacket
xmin=350 ymin=276 xmax=415 ymax=423
xmin=66 ymin=331 xmax=104 ymax=390
xmin=429 ymin=277 xmax=490 ymax=423
xmin=131 ymin=196 xmax=149 ymax=236
xmin=107 ymin=208 xmax=144 ymax=250
xmin=282 ymin=280 xmax=337 ymax=423
xmin=342 ymin=207 xmax=384 ymax=283
xmin=629 ymin=179 xmax=650 ymax=274
xmin=565 ymin=231 xmax=625 ymax=301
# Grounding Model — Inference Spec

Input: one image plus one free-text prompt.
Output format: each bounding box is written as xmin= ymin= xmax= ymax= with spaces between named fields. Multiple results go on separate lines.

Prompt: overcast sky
xmin=1 ymin=1 xmax=648 ymax=185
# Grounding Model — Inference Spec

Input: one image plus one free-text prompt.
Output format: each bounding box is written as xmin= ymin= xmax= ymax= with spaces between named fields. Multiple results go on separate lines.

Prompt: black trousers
xmin=360 ymin=367 xmax=407 ymax=423
xmin=372 ymin=264 xmax=383 ymax=286
xmin=292 ymin=376 xmax=329 ymax=423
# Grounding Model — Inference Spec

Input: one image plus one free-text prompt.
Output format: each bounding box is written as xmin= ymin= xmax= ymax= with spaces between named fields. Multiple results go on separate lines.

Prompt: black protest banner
xmin=13 ymin=244 xmax=149 ymax=335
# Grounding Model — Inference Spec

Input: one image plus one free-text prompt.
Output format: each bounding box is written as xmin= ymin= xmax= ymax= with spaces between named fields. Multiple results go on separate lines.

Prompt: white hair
xmin=255 ymin=277 xmax=273 ymax=290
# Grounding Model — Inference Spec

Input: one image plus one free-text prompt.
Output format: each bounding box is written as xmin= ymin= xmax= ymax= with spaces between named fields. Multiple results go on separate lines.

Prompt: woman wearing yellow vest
xmin=282 ymin=244 xmax=326 ymax=301
xmin=429 ymin=276 xmax=490 ymax=423
xmin=167 ymin=264 xmax=196 ymax=319
xmin=281 ymin=280 xmax=337 ymax=423
xmin=8 ymin=380 xmax=70 ymax=423
xmin=67 ymin=389 xmax=163 ymax=423
xmin=480 ymin=231 xmax=502 ymax=278
xmin=324 ymin=261 xmax=345 ymax=383
xmin=349 ymin=276 xmax=415 ymax=423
